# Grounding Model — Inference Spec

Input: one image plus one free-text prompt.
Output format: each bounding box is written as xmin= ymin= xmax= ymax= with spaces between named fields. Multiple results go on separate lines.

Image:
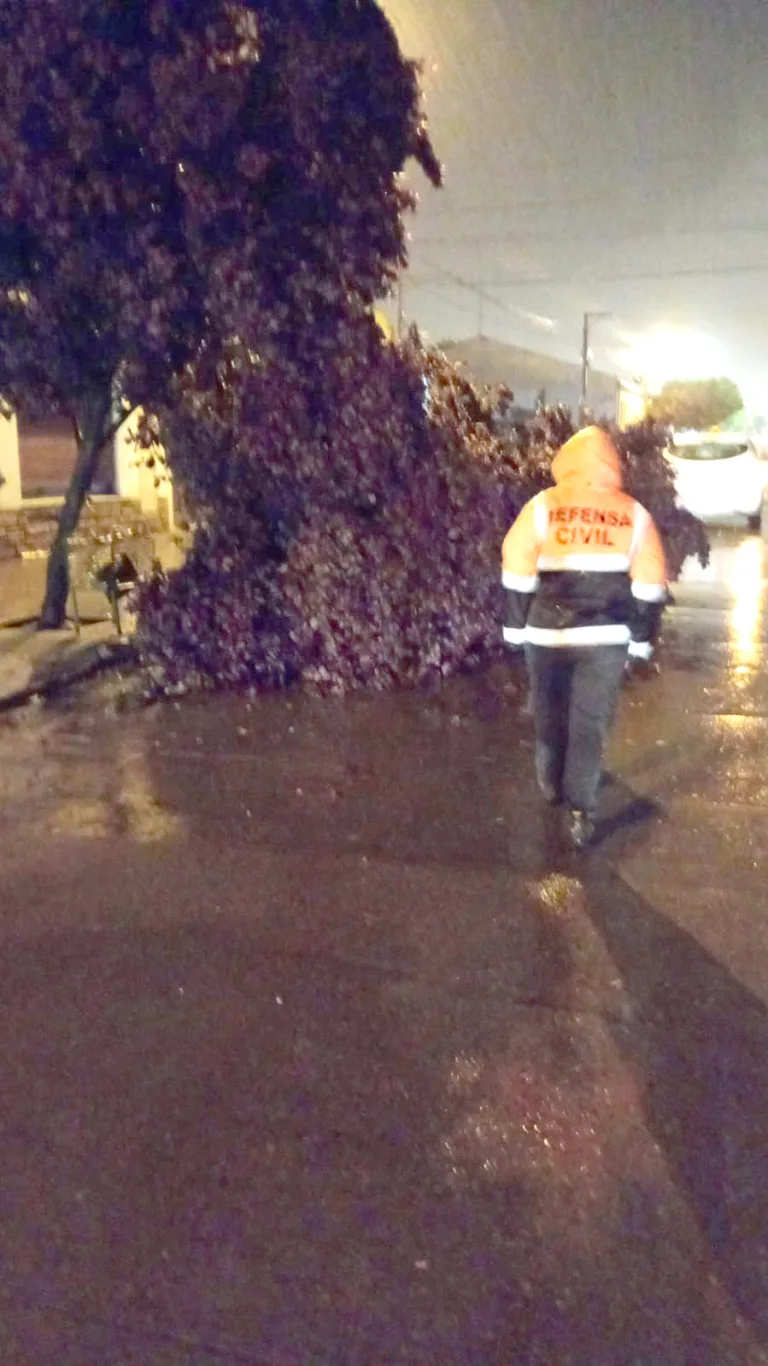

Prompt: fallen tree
xmin=136 ymin=333 xmax=709 ymax=696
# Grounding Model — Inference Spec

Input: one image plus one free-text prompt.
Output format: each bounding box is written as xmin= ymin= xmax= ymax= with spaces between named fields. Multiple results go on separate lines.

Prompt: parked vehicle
xmin=666 ymin=430 xmax=767 ymax=529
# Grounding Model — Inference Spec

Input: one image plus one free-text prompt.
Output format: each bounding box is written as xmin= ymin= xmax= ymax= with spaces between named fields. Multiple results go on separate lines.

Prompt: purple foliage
xmin=0 ymin=0 xmax=439 ymax=419
xmin=136 ymin=329 xmax=514 ymax=693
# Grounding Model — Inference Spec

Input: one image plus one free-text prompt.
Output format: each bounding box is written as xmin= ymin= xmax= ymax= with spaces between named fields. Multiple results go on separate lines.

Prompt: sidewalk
xmin=0 ymin=531 xmax=185 ymax=705
xmin=0 ymin=618 xmax=133 ymax=708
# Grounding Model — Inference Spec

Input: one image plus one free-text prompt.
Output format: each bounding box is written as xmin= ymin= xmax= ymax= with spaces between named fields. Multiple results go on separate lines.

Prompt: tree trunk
xmin=38 ymin=388 xmax=115 ymax=630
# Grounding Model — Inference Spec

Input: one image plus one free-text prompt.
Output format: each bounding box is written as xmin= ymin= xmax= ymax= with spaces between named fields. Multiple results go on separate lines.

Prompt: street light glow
xmin=617 ymin=328 xmax=727 ymax=394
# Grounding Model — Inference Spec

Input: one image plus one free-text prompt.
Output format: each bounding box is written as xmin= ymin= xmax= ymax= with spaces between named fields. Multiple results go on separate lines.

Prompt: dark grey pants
xmin=524 ymin=643 xmax=628 ymax=812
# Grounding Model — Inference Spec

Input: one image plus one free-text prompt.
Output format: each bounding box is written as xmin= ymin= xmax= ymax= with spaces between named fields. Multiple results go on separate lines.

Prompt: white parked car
xmin=666 ymin=430 xmax=767 ymax=529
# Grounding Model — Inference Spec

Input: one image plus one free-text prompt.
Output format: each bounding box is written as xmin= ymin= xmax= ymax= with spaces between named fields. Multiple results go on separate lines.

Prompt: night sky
xmin=383 ymin=0 xmax=768 ymax=406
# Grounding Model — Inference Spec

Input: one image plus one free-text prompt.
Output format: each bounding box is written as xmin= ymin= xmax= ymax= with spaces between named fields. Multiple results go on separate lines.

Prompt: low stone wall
xmin=0 ymin=495 xmax=170 ymax=560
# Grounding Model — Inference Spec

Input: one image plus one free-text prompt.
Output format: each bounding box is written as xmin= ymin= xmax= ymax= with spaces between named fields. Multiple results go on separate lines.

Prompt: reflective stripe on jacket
xmin=501 ymin=426 xmax=667 ymax=656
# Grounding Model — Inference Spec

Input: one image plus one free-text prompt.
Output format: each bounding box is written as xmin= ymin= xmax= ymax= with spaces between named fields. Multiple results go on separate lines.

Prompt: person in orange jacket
xmin=501 ymin=425 xmax=667 ymax=849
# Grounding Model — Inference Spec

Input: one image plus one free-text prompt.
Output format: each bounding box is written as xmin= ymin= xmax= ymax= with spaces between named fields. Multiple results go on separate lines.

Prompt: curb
xmin=0 ymin=638 xmax=137 ymax=714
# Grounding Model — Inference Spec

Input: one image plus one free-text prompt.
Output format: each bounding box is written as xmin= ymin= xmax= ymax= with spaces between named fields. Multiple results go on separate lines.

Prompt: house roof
xmin=439 ymin=335 xmax=619 ymax=405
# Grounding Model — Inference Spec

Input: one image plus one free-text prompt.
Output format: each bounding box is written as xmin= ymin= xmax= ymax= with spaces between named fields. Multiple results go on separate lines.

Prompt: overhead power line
xmin=404 ymin=149 xmax=768 ymax=218
xmin=407 ymin=260 xmax=768 ymax=286
xmin=414 ymin=220 xmax=768 ymax=246
xmin=412 ymin=261 xmax=564 ymax=334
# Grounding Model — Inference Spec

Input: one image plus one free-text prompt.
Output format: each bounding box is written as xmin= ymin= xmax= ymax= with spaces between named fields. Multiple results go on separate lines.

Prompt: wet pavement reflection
xmin=2 ymin=526 xmax=768 ymax=1363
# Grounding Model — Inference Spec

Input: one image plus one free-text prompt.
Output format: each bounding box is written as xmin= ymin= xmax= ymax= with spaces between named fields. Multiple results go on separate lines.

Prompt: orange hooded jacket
xmin=501 ymin=426 xmax=667 ymax=657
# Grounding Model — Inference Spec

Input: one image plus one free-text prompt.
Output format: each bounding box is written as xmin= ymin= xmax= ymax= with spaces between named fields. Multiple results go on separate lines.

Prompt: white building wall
xmin=0 ymin=413 xmax=22 ymax=509
xmin=113 ymin=409 xmax=174 ymax=527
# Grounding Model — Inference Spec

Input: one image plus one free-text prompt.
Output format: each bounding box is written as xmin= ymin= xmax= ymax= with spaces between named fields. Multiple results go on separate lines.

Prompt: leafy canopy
xmin=647 ymin=377 xmax=743 ymax=432
xmin=0 ymin=0 xmax=440 ymax=418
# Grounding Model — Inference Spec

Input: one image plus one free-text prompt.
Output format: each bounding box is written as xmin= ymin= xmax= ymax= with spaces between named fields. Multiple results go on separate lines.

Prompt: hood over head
xmin=552 ymin=426 xmax=622 ymax=492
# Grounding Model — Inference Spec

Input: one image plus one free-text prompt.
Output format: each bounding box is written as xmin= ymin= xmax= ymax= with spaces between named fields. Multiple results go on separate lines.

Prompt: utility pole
xmin=580 ymin=313 xmax=590 ymax=409
xmin=580 ymin=311 xmax=611 ymax=411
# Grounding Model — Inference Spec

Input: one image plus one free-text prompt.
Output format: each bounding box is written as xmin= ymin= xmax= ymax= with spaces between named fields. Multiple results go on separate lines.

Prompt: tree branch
xmin=96 ymin=404 xmax=141 ymax=462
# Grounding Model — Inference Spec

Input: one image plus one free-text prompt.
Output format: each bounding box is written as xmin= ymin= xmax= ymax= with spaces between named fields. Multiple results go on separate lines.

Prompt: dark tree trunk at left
xmin=38 ymin=389 xmax=114 ymax=631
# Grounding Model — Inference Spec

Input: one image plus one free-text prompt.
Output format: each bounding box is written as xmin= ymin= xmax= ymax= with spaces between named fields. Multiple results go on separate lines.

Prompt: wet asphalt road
xmin=2 ymin=526 xmax=768 ymax=1364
